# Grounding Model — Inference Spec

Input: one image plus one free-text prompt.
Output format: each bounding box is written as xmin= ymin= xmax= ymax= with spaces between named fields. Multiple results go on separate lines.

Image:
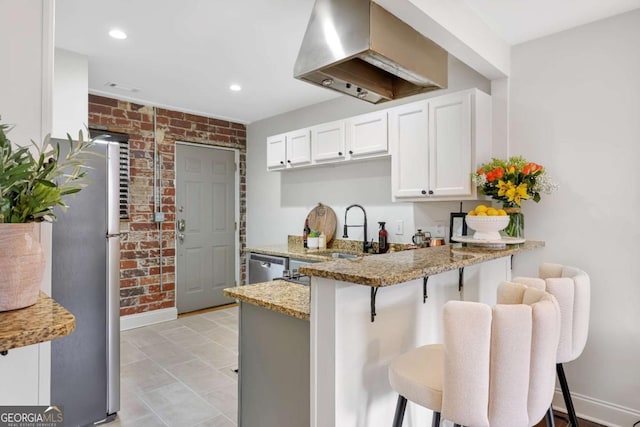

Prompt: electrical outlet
xmin=395 ymin=220 xmax=404 ymax=235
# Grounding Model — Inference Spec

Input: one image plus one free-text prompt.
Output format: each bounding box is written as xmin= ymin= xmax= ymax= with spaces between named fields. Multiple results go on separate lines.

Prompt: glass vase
xmin=503 ymin=207 xmax=524 ymax=238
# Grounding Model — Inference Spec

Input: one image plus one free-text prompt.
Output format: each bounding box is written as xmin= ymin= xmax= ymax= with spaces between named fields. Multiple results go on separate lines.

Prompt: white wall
xmin=52 ymin=48 xmax=88 ymax=139
xmin=246 ymin=56 xmax=490 ymax=247
xmin=509 ymin=10 xmax=640 ymax=425
xmin=0 ymin=0 xmax=54 ymax=406
xmin=0 ymin=0 xmax=52 ymax=145
xmin=0 ymin=0 xmax=54 ymax=296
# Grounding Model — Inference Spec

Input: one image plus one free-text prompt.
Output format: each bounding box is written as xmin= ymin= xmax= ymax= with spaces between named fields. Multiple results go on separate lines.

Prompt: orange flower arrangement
xmin=473 ymin=157 xmax=556 ymax=208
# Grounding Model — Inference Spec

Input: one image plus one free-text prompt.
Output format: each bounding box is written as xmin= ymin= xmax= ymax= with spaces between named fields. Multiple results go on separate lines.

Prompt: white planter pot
xmin=307 ymin=237 xmax=319 ymax=249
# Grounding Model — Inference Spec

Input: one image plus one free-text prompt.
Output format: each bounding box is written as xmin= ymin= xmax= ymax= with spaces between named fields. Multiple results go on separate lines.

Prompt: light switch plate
xmin=395 ymin=220 xmax=404 ymax=235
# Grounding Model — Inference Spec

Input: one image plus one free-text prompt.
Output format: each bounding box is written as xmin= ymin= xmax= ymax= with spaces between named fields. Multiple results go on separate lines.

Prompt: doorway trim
xmin=175 ymin=141 xmax=241 ymax=310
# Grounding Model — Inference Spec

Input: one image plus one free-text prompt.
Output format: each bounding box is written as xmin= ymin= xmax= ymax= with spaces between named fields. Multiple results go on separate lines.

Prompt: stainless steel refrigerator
xmin=51 ymin=140 xmax=120 ymax=426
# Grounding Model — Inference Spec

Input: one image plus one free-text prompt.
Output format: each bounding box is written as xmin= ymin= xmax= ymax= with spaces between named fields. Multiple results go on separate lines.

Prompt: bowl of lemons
xmin=465 ymin=204 xmax=510 ymax=240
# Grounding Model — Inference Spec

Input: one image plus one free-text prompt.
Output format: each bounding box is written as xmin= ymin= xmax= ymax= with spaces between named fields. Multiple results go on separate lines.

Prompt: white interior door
xmin=176 ymin=143 xmax=236 ymax=313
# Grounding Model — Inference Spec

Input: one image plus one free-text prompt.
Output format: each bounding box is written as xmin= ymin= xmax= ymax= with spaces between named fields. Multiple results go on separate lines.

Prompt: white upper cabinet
xmin=346 ymin=110 xmax=388 ymax=159
xmin=286 ymin=129 xmax=311 ymax=166
xmin=266 ymin=88 xmax=490 ymax=187
xmin=311 ymin=120 xmax=346 ymax=163
xmin=390 ymin=88 xmax=491 ymax=201
xmin=266 ymin=129 xmax=312 ymax=170
xmin=310 ymin=111 xmax=388 ymax=166
xmin=389 ymin=101 xmax=430 ymax=198
xmin=428 ymin=91 xmax=472 ymax=197
xmin=266 ymin=133 xmax=287 ymax=170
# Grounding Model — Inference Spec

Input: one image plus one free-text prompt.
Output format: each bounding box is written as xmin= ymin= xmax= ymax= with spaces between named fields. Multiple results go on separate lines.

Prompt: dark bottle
xmin=378 ymin=221 xmax=388 ymax=253
xmin=303 ymin=218 xmax=311 ymax=248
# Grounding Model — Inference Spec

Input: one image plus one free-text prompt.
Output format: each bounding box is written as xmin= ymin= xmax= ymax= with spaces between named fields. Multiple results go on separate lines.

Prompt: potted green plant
xmin=0 ymin=118 xmax=94 ymax=311
xmin=307 ymin=230 xmax=320 ymax=249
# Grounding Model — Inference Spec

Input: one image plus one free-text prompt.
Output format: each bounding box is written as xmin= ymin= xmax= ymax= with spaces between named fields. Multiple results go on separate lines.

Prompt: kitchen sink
xmin=330 ymin=252 xmax=360 ymax=259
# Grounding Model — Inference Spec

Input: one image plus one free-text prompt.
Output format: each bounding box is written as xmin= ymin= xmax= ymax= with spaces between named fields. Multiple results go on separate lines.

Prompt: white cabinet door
xmin=428 ymin=91 xmax=472 ymax=197
xmin=266 ymin=134 xmax=287 ymax=170
xmin=346 ymin=111 xmax=388 ymax=159
xmin=389 ymin=101 xmax=431 ymax=198
xmin=286 ymin=129 xmax=311 ymax=166
xmin=312 ymin=120 xmax=346 ymax=163
xmin=0 ymin=344 xmax=41 ymax=404
xmin=391 ymin=89 xmax=490 ymax=202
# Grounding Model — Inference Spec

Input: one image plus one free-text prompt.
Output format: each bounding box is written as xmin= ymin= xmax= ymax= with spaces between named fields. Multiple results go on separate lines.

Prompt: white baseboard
xmin=120 ymin=307 xmax=178 ymax=331
xmin=553 ymin=389 xmax=640 ymax=427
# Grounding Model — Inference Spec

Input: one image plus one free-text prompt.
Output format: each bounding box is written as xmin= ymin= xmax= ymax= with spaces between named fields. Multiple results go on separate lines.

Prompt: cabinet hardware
xmin=349 ymin=150 xmax=353 ymax=155
xmin=421 ymin=190 xmax=427 ymax=195
xmin=338 ymin=152 xmax=342 ymax=156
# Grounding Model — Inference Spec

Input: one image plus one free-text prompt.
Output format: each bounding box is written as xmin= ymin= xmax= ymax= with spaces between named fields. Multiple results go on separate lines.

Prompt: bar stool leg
xmin=431 ymin=411 xmax=440 ymax=427
xmin=392 ymin=395 xmax=407 ymax=427
xmin=557 ymin=363 xmax=579 ymax=426
xmin=545 ymin=405 xmax=556 ymax=427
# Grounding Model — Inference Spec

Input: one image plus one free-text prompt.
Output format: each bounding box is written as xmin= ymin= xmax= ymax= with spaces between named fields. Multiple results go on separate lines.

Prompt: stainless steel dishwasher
xmin=247 ymin=253 xmax=288 ymax=284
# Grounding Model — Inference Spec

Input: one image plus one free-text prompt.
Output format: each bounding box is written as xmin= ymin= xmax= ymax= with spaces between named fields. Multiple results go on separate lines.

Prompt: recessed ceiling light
xmin=229 ymin=84 xmax=242 ymax=92
xmin=109 ymin=29 xmax=127 ymax=40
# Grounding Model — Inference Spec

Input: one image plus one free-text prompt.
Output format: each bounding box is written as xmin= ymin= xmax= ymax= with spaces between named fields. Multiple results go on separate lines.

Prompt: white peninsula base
xmin=310 ymin=257 xmax=511 ymax=427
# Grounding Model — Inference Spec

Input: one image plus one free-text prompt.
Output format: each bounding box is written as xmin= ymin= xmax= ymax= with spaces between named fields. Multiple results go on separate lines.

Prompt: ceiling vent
xmin=104 ymin=82 xmax=140 ymax=93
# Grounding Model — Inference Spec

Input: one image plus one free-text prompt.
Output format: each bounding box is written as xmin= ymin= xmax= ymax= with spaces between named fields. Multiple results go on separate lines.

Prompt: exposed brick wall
xmin=88 ymin=95 xmax=247 ymax=316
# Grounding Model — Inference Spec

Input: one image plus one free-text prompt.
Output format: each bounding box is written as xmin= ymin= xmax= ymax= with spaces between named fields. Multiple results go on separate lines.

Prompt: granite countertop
xmin=224 ymin=280 xmax=310 ymax=321
xmin=300 ymin=241 xmax=545 ymax=287
xmin=0 ymin=292 xmax=76 ymax=352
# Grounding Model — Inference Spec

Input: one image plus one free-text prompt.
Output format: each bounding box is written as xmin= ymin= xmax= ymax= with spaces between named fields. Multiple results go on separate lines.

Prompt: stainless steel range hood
xmin=294 ymin=0 xmax=448 ymax=104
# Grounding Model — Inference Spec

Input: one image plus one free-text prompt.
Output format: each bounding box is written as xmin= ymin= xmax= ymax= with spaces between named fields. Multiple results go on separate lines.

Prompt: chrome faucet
xmin=343 ymin=204 xmax=371 ymax=253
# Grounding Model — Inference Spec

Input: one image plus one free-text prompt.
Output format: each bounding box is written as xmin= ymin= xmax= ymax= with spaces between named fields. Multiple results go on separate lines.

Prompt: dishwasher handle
xmin=249 ymin=253 xmax=287 ymax=266
xmin=260 ymin=262 xmax=271 ymax=268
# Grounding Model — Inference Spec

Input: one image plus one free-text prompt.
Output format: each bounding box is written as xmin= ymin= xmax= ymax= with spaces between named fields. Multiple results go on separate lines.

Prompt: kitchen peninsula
xmin=226 ymin=241 xmax=543 ymax=427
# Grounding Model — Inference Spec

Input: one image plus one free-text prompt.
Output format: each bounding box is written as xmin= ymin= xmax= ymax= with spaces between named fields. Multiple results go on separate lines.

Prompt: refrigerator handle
xmin=107 ymin=235 xmax=121 ymax=414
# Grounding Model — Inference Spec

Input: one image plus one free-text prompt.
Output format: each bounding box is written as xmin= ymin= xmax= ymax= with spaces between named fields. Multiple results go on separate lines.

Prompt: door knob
xmin=177 ymin=218 xmax=186 ymax=232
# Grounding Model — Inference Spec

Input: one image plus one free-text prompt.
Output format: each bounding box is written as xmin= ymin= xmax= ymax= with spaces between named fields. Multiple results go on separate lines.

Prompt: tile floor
xmin=112 ymin=304 xmax=604 ymax=427
xmin=112 ymin=306 xmax=239 ymax=427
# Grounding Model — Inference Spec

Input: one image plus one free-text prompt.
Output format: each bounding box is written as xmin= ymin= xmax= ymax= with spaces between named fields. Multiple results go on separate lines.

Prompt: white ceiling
xmin=462 ymin=0 xmax=640 ymax=45
xmin=55 ymin=0 xmax=640 ymax=124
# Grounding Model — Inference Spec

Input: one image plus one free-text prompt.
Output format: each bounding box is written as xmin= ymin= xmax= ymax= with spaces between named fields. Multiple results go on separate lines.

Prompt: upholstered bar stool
xmin=388 ymin=282 xmax=561 ymax=427
xmin=513 ymin=263 xmax=591 ymax=427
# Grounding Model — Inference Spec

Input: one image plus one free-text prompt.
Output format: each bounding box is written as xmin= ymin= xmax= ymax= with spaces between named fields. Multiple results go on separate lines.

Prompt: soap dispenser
xmin=378 ymin=222 xmax=388 ymax=253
